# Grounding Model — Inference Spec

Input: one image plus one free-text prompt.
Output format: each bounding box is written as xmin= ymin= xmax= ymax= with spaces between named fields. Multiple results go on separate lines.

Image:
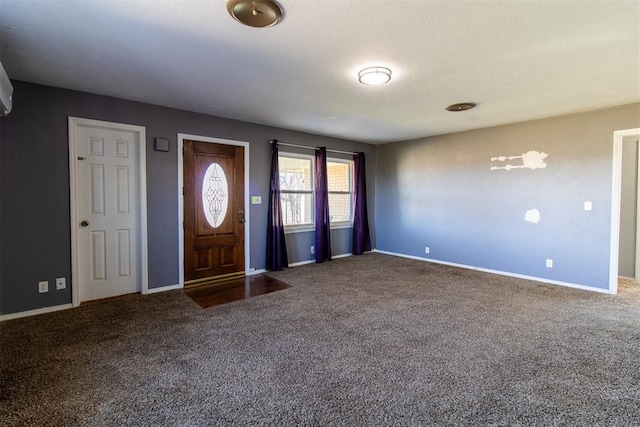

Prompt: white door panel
xmin=75 ymin=124 xmax=140 ymax=301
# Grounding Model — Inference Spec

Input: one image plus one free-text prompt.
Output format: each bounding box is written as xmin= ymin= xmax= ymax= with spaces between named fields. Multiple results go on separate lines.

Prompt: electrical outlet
xmin=584 ymin=201 xmax=592 ymax=211
xmin=546 ymin=259 xmax=553 ymax=268
xmin=310 ymin=245 xmax=315 ymax=255
xmin=56 ymin=277 xmax=66 ymax=290
xmin=38 ymin=281 xmax=49 ymax=293
xmin=425 ymin=246 xmax=430 ymax=254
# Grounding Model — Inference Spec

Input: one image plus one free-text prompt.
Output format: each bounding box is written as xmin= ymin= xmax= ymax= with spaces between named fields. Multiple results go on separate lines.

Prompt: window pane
xmin=329 ymin=193 xmax=351 ymax=222
xmin=281 ymin=193 xmax=313 ymax=225
xmin=327 ymin=162 xmax=351 ymax=192
xmin=279 ymin=156 xmax=312 ymax=191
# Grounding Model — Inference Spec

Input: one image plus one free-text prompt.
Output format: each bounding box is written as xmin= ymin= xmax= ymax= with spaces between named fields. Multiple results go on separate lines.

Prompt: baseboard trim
xmin=289 ymin=259 xmax=315 ymax=267
xmin=373 ymin=249 xmax=612 ymax=294
xmin=288 ymin=253 xmax=352 ymax=268
xmin=0 ymin=303 xmax=74 ymax=322
xmin=144 ymin=284 xmax=182 ymax=294
xmin=248 ymin=269 xmax=267 ymax=276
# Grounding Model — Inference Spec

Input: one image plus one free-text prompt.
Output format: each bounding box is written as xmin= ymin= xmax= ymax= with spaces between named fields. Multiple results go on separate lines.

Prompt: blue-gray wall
xmin=0 ymin=81 xmax=375 ymax=315
xmin=375 ymin=104 xmax=640 ymax=291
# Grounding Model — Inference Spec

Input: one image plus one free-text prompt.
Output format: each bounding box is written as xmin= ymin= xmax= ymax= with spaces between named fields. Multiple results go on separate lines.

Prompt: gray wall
xmin=375 ymin=104 xmax=640 ymax=290
xmin=619 ymin=136 xmax=639 ymax=278
xmin=0 ymin=81 xmax=375 ymax=315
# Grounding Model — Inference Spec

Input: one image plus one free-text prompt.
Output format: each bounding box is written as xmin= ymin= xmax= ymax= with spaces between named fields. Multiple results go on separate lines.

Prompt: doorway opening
xmin=177 ymin=134 xmax=250 ymax=287
xmin=68 ymin=117 xmax=148 ymax=306
xmin=610 ymin=128 xmax=640 ymax=294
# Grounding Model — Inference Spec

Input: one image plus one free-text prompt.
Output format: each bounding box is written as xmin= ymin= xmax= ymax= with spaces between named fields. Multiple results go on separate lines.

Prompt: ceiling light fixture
xmin=227 ymin=0 xmax=283 ymax=28
xmin=446 ymin=102 xmax=476 ymax=112
xmin=358 ymin=67 xmax=392 ymax=86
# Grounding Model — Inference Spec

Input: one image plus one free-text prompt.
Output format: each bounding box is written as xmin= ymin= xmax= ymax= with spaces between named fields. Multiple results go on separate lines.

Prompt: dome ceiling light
xmin=358 ymin=67 xmax=392 ymax=86
xmin=446 ymin=102 xmax=476 ymax=112
xmin=227 ymin=0 xmax=283 ymax=28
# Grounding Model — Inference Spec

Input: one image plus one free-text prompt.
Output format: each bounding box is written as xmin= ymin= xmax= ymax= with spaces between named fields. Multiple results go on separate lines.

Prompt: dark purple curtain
xmin=266 ymin=142 xmax=288 ymax=270
xmin=315 ymin=147 xmax=332 ymax=263
xmin=352 ymin=152 xmax=371 ymax=255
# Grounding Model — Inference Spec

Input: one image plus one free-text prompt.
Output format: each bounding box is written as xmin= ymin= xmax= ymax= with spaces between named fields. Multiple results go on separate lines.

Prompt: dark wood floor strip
xmin=184 ymin=274 xmax=291 ymax=308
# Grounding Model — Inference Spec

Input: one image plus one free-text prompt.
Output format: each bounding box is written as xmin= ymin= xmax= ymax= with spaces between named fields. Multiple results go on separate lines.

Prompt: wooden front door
xmin=183 ymin=140 xmax=245 ymax=284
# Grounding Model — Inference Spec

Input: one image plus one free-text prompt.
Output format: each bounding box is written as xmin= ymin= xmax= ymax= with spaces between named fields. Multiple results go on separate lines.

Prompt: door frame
xmin=609 ymin=127 xmax=640 ymax=293
xmin=177 ymin=133 xmax=250 ymax=287
xmin=68 ymin=117 xmax=149 ymax=306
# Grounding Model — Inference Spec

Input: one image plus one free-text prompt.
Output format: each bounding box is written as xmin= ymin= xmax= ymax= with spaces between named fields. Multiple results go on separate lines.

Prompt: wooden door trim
xmin=177 ymin=133 xmax=250 ymax=288
xmin=68 ymin=117 xmax=149 ymax=306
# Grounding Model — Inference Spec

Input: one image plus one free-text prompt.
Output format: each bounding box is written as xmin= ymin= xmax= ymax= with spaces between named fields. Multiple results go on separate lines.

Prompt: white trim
xmin=289 ymin=259 xmax=315 ymax=267
xmin=177 ymin=134 xmax=251 ymax=288
xmin=285 ymin=253 xmax=352 ymax=268
xmin=68 ymin=117 xmax=149 ymax=307
xmin=333 ymin=253 xmax=352 ymax=259
xmin=610 ymin=128 xmax=640 ymax=293
xmin=145 ymin=283 xmax=182 ymax=294
xmin=0 ymin=304 xmax=73 ymax=322
xmin=635 ymin=137 xmax=640 ymax=282
xmin=373 ymin=249 xmax=612 ymax=294
xmin=248 ymin=268 xmax=267 ymax=276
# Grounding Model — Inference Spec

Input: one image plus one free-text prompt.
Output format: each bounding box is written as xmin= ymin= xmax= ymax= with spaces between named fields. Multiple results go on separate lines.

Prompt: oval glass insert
xmin=202 ymin=163 xmax=228 ymax=228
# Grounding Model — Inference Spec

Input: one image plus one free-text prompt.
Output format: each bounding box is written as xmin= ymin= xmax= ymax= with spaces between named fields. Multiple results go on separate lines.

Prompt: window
xmin=327 ymin=160 xmax=352 ymax=223
xmin=279 ymin=153 xmax=353 ymax=231
xmin=279 ymin=155 xmax=313 ymax=226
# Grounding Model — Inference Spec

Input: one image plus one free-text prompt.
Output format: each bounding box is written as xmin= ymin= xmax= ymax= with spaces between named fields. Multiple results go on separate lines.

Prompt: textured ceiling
xmin=0 ymin=0 xmax=638 ymax=144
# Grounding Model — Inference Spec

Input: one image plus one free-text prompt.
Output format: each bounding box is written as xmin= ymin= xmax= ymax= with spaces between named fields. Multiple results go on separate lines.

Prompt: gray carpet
xmin=1 ymin=253 xmax=639 ymax=426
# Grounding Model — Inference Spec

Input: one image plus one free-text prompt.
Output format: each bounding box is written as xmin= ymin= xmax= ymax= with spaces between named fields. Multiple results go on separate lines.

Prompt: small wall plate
xmin=154 ymin=137 xmax=170 ymax=152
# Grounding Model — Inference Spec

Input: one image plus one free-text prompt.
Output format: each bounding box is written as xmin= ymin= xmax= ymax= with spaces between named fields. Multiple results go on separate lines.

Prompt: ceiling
xmin=0 ymin=0 xmax=638 ymax=144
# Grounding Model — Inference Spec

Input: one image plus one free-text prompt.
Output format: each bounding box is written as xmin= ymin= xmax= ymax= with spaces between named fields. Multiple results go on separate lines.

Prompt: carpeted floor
xmin=1 ymin=253 xmax=639 ymax=426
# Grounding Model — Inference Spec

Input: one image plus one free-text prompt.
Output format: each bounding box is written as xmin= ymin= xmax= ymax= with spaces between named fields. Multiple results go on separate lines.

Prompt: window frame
xmin=326 ymin=158 xmax=354 ymax=230
xmin=278 ymin=151 xmax=354 ymax=234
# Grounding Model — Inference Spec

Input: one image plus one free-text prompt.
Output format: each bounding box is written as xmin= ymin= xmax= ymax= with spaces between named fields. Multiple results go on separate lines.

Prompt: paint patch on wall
xmin=524 ymin=208 xmax=541 ymax=224
xmin=491 ymin=151 xmax=548 ymax=171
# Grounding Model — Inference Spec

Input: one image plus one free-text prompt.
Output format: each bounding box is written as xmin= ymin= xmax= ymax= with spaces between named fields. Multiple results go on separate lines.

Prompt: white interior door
xmin=72 ymin=121 xmax=142 ymax=302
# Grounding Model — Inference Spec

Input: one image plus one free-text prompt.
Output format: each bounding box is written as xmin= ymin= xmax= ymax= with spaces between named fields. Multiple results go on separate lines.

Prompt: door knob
xmin=80 ymin=220 xmax=89 ymax=227
xmin=238 ymin=210 xmax=245 ymax=223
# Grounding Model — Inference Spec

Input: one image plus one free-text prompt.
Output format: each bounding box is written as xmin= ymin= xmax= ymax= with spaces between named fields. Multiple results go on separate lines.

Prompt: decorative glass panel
xmin=202 ymin=163 xmax=228 ymax=228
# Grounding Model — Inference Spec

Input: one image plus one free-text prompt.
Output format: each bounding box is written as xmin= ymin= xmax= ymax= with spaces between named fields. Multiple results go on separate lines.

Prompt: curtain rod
xmin=269 ymin=139 xmax=356 ymax=156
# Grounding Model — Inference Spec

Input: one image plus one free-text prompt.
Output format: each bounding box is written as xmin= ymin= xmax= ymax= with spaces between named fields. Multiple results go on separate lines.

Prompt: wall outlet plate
xmin=425 ymin=246 xmax=430 ymax=254
xmin=546 ymin=259 xmax=553 ymax=268
xmin=38 ymin=281 xmax=49 ymax=293
xmin=56 ymin=277 xmax=66 ymax=290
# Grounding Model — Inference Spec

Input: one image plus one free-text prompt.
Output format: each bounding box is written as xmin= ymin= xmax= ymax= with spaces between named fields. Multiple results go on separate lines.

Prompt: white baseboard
xmin=144 ymin=283 xmax=182 ymax=294
xmin=0 ymin=303 xmax=74 ymax=322
xmin=373 ymin=249 xmax=612 ymax=294
xmin=333 ymin=253 xmax=352 ymax=259
xmin=289 ymin=259 xmax=315 ymax=267
xmin=248 ymin=269 xmax=267 ymax=276
xmin=288 ymin=253 xmax=352 ymax=268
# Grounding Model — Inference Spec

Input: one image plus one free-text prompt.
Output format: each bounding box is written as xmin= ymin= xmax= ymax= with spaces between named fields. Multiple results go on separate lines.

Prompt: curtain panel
xmin=352 ymin=152 xmax=372 ymax=255
xmin=315 ymin=147 xmax=332 ymax=263
xmin=266 ymin=143 xmax=288 ymax=270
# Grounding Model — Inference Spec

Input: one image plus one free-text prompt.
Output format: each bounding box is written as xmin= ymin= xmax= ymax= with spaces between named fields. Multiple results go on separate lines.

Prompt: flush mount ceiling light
xmin=446 ymin=102 xmax=476 ymax=112
xmin=358 ymin=67 xmax=392 ymax=86
xmin=227 ymin=0 xmax=283 ymax=28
